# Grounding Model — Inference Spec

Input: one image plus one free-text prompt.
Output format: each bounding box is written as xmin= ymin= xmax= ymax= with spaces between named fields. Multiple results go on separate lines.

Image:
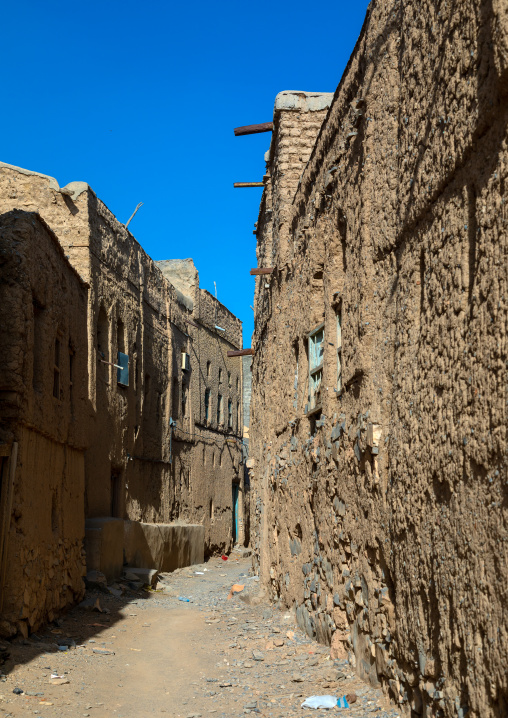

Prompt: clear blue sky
xmin=3 ymin=0 xmax=370 ymax=345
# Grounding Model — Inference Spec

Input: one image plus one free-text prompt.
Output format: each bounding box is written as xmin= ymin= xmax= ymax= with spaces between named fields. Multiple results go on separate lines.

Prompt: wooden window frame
xmin=306 ymin=323 xmax=324 ymax=416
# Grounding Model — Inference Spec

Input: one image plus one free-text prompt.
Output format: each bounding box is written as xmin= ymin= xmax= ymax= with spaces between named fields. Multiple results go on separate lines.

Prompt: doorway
xmin=232 ymin=483 xmax=239 ymax=545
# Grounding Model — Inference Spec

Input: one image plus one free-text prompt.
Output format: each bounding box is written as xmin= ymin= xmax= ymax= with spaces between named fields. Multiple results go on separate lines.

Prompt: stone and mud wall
xmin=249 ymin=2 xmax=508 ymax=717
xmin=0 ymin=162 xmax=246 ymax=633
xmin=0 ymin=211 xmax=89 ymax=636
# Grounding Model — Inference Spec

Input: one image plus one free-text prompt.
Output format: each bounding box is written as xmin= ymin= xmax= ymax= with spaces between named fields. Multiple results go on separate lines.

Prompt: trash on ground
xmin=227 ymin=584 xmax=245 ymax=600
xmin=221 ymin=555 xmax=228 ymax=561
xmin=12 ymin=687 xmax=23 ymax=695
xmin=301 ymin=695 xmax=350 ymax=709
xmin=92 ymin=648 xmax=115 ymax=655
xmin=50 ymin=677 xmax=69 ymax=686
xmin=51 ymin=674 xmax=64 ymax=680
xmin=195 ymin=571 xmax=205 ymax=575
xmin=178 ymin=596 xmax=190 ymax=602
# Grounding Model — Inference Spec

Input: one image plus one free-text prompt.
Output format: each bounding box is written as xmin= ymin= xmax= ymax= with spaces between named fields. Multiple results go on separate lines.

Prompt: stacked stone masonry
xmin=0 ymin=163 xmax=246 ymax=636
xmin=249 ymin=2 xmax=508 ymax=718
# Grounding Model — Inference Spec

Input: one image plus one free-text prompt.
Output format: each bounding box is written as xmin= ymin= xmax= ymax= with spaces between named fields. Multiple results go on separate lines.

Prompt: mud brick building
xmin=248 ymin=1 xmax=508 ymax=717
xmin=0 ymin=161 xmax=246 ymax=636
xmin=0 ymin=210 xmax=89 ymax=636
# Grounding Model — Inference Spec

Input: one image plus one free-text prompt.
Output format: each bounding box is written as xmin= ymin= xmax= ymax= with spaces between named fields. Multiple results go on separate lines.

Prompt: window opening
xmin=207 ymin=361 xmax=211 ymax=378
xmin=336 ymin=303 xmax=342 ymax=393
xmin=97 ymin=307 xmax=109 ymax=361
xmin=32 ymin=298 xmax=44 ymax=392
xmin=204 ymin=388 xmax=211 ymax=422
xmin=111 ymin=469 xmax=122 ymax=517
xmin=53 ymin=337 xmax=61 ymax=399
xmin=217 ymin=394 xmax=223 ymax=425
xmin=236 ymin=376 xmax=239 ymax=392
xmin=307 ymin=324 xmax=324 ymax=415
xmin=228 ymin=399 xmax=233 ymax=429
xmin=218 ymin=368 xmax=222 ymax=384
xmin=117 ymin=318 xmax=125 ymax=353
xmin=69 ymin=343 xmax=75 ymax=409
xmin=237 ymin=401 xmax=240 ymax=430
xmin=172 ymin=377 xmax=179 ymax=419
xmin=182 ymin=383 xmax=188 ymax=418
xmin=228 ymin=371 xmax=232 ymax=388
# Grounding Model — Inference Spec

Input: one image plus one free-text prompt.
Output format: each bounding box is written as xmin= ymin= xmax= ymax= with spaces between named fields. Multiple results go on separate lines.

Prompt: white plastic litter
xmin=301 ymin=696 xmax=337 ymax=710
xmin=195 ymin=571 xmax=205 ymax=575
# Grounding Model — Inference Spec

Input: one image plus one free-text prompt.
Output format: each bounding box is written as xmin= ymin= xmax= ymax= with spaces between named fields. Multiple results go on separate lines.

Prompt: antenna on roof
xmin=125 ymin=202 xmax=143 ymax=230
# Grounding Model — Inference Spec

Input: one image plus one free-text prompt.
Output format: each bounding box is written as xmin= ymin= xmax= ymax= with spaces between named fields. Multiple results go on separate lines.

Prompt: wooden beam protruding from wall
xmin=234 ymin=182 xmax=264 ymax=188
xmin=234 ymin=122 xmax=273 ymax=136
xmin=227 ymin=348 xmax=254 ymax=357
xmin=250 ymin=268 xmax=273 ymax=276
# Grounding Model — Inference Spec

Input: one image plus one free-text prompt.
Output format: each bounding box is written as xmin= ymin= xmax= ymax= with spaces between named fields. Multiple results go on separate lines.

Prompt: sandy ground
xmin=0 ymin=554 xmax=401 ymax=718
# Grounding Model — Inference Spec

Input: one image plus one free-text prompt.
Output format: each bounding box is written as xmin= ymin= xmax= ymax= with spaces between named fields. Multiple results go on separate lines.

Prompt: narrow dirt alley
xmin=0 ymin=554 xmax=401 ymax=718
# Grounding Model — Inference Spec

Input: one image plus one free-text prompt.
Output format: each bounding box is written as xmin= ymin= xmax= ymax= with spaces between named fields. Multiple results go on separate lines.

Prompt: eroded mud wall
xmin=250 ymin=2 xmax=508 ymax=717
xmin=0 ymin=211 xmax=88 ymax=636
xmin=0 ymin=163 xmax=246 ymax=561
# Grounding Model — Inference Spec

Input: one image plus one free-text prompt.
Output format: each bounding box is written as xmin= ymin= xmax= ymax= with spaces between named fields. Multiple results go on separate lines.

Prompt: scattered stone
xmin=13 ymin=687 xmax=23 ymax=695
xmin=292 ymin=673 xmax=305 ymax=682
xmin=50 ymin=678 xmax=69 ymax=686
xmin=85 ymin=570 xmax=107 ymax=590
xmin=92 ymin=648 xmax=115 ymax=655
xmin=252 ymin=650 xmax=264 ymax=661
xmin=274 ymin=638 xmax=284 ymax=647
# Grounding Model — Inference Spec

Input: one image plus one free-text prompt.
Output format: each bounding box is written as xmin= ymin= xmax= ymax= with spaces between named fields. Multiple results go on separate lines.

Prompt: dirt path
xmin=0 ymin=554 xmax=401 ymax=717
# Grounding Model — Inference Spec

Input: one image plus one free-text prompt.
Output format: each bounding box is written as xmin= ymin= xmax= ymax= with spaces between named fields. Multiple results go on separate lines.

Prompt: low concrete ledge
xmin=124 ymin=521 xmax=205 ymax=572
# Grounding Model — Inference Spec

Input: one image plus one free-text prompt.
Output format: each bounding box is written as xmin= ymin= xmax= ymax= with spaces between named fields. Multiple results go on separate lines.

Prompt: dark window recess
xmin=228 ymin=399 xmax=233 ymax=429
xmin=53 ymin=338 xmax=61 ymax=399
xmin=69 ymin=344 xmax=75 ymax=409
xmin=32 ymin=299 xmax=44 ymax=392
xmin=182 ymin=383 xmax=188 ymax=418
xmin=111 ymin=469 xmax=122 ymax=517
xmin=117 ymin=352 xmax=129 ymax=386
xmin=172 ymin=378 xmax=179 ymax=419
xmin=217 ymin=394 xmax=223 ymax=424
xmin=204 ymin=388 xmax=211 ymax=422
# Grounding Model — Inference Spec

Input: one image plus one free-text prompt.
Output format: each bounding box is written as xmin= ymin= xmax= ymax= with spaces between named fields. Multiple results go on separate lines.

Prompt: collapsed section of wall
xmin=249 ymin=2 xmax=508 ymax=717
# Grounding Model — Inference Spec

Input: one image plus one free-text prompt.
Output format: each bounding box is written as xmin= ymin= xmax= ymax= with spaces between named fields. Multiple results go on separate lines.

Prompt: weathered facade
xmin=0 ymin=210 xmax=89 ymax=637
xmin=0 ymin=161 xmax=246 ymax=634
xmin=248 ymin=2 xmax=508 ymax=717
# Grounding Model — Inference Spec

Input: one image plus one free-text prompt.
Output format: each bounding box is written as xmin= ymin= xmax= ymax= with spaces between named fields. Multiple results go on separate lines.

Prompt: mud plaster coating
xmin=249 ymin=2 xmax=508 ymax=717
xmin=0 ymin=164 xmax=246 ymax=632
xmin=0 ymin=211 xmax=88 ymax=637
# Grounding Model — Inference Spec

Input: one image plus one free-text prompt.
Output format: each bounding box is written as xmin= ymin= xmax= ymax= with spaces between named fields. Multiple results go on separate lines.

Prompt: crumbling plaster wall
xmin=249 ymin=2 xmax=508 ymax=717
xmin=0 ymin=211 xmax=88 ymax=637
